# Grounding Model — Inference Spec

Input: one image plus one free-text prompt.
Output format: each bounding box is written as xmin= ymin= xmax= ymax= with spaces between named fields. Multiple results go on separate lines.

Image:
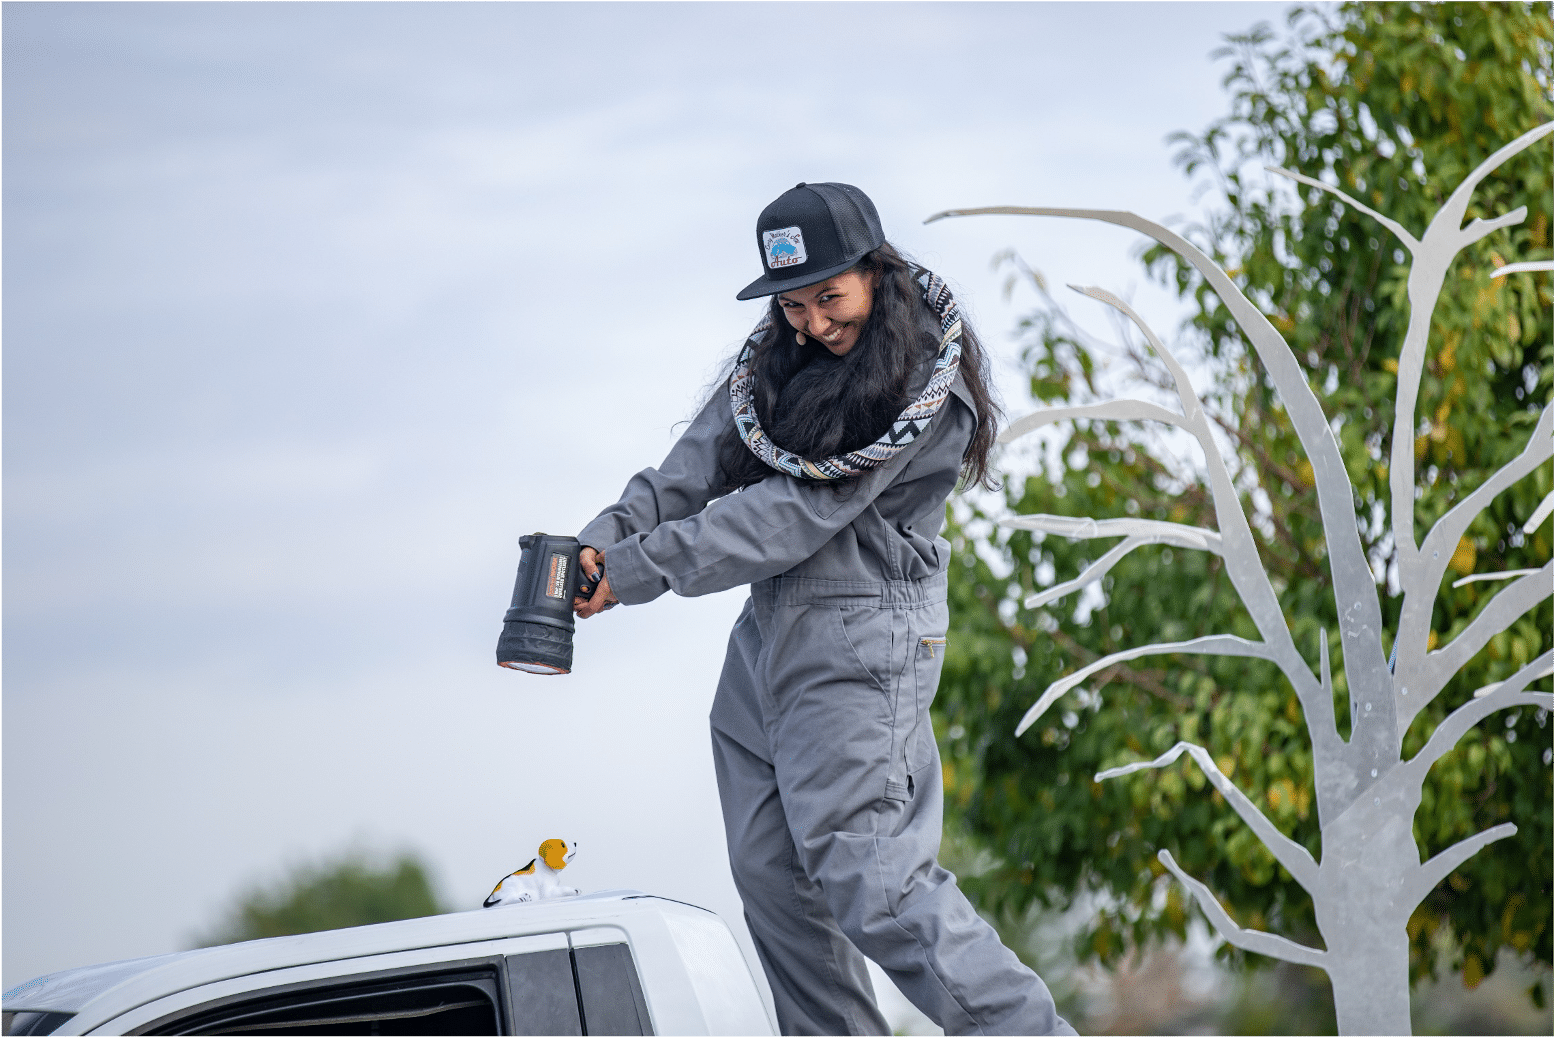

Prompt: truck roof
xmin=3 ymin=889 xmax=708 ymax=1017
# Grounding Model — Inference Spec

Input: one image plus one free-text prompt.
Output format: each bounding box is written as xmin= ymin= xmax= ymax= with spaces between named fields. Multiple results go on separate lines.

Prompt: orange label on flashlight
xmin=546 ymin=553 xmax=569 ymax=599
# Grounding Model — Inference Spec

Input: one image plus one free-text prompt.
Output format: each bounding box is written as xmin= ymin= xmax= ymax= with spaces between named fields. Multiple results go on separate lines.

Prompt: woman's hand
xmin=573 ymin=546 xmax=619 ymax=619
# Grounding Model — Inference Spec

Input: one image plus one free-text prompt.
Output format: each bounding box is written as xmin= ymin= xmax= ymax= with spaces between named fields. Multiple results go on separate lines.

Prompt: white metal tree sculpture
xmin=927 ymin=122 xmax=1553 ymax=1036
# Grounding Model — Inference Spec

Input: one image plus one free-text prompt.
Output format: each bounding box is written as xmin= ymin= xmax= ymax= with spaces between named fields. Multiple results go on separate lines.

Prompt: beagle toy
xmin=483 ymin=838 xmax=580 ymax=906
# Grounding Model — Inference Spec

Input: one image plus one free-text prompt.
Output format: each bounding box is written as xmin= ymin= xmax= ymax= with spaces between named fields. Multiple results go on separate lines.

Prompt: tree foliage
xmin=936 ymin=0 xmax=1552 ymax=1000
xmin=195 ymin=851 xmax=446 ymax=946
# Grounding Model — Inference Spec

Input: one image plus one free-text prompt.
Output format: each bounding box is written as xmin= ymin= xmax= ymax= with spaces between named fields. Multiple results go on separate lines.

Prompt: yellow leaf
xmin=1439 ymin=338 xmax=1458 ymax=372
xmin=1267 ymin=778 xmax=1296 ymax=813
xmin=1446 ymin=425 xmax=1465 ymax=461
xmin=1297 ymin=460 xmax=1315 ymax=487
xmin=1383 ymin=357 xmax=1400 ymax=373
xmin=1502 ymin=894 xmax=1525 ymax=942
xmin=1416 ymin=434 xmax=1430 ymax=461
xmin=1449 ymin=536 xmax=1477 ymax=575
xmin=1166 ymin=883 xmax=1186 ymax=927
xmin=1428 ymin=630 xmax=1439 ymax=651
xmin=1463 ymin=953 xmax=1484 ymax=989
xmin=1216 ymin=755 xmax=1236 ymax=779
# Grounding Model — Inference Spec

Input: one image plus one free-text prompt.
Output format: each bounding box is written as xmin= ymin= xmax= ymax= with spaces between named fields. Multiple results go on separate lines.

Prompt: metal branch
xmin=1157 ymin=849 xmax=1328 ymax=968
xmin=1494 ymin=260 xmax=1554 ymax=278
xmin=1524 ymin=490 xmax=1554 ymax=533
xmin=1266 ymin=167 xmax=1419 ymax=250
xmin=1321 ymin=627 xmax=1344 ymax=731
xmin=933 ymin=204 xmax=1376 ymax=752
xmin=1204 ymin=408 xmax=1327 ymax=582
xmin=1002 ymin=519 xmax=1221 ymax=608
xmin=1066 ymin=284 xmax=1207 ymax=420
xmin=1016 ymin=635 xmax=1283 ymax=736
xmin=1397 ymin=408 xmax=1554 ymax=710
xmin=1057 ymin=284 xmax=1316 ymax=713
xmin=1098 ymin=741 xmax=1319 ymax=891
xmin=999 ymin=399 xmax=1191 ymax=444
xmin=1461 ymin=207 xmax=1530 ymax=247
xmin=1000 ymin=516 xmax=1218 ymax=547
xmin=1000 ymin=514 xmax=1222 ymax=552
xmin=1415 ymin=404 xmax=1552 ymax=593
xmin=1453 ymin=569 xmax=1542 ymax=589
xmin=1400 ymin=824 xmax=1519 ymax=910
xmin=1414 ymin=564 xmax=1553 ymax=709
xmin=1388 ymin=122 xmax=1554 ymax=574
xmin=1042 ymin=626 xmax=1195 ymax=709
xmin=1404 ymin=651 xmax=1554 ymax=778
xmin=1433 ymin=123 xmax=1554 ymax=233
xmin=1016 ymin=535 xmax=1146 ymax=608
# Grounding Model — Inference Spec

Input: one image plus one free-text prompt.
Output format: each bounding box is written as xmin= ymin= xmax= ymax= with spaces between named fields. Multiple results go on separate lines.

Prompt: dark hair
xmin=714 ymin=242 xmax=1000 ymax=494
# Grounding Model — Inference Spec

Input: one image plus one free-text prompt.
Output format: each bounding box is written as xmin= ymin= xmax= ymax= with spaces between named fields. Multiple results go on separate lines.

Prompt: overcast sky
xmin=3 ymin=0 xmax=1289 ymax=1021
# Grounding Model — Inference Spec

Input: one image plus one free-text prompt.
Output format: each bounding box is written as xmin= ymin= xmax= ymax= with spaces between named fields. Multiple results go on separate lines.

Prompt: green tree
xmin=195 ymin=851 xmax=447 ymax=946
xmin=934 ymin=0 xmax=1551 ymax=1020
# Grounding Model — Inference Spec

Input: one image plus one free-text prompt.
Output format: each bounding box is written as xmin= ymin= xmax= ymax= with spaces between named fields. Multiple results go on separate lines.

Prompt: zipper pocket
xmin=920 ymin=637 xmax=948 ymax=658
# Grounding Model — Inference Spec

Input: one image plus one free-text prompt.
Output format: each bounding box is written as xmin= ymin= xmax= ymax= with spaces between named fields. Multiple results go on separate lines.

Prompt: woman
xmin=571 ymin=183 xmax=1074 ymax=1037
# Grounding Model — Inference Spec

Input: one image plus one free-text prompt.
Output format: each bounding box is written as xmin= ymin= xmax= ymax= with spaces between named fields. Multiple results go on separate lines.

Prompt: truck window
xmin=572 ymin=943 xmax=651 ymax=1037
xmin=142 ymin=966 xmax=502 ymax=1034
xmin=2 ymin=1011 xmax=74 ymax=1036
xmin=504 ymin=941 xmax=651 ymax=1037
xmin=504 ymin=948 xmax=580 ymax=1036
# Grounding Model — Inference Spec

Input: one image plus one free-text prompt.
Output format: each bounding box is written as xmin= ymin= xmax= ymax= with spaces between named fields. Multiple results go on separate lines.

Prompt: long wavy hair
xmin=714 ymin=242 xmax=1000 ymax=494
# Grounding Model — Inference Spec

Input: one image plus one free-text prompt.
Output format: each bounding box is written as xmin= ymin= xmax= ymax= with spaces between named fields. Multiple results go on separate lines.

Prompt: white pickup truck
xmin=2 ymin=891 xmax=775 ymax=1036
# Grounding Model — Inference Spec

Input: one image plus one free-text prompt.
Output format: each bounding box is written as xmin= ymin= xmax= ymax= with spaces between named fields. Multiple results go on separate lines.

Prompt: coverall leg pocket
xmin=903 ymin=618 xmax=949 ymax=775
xmin=833 ymin=605 xmax=893 ymax=699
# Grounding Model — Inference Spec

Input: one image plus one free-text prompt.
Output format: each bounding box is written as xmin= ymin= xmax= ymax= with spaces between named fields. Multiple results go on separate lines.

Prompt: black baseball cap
xmin=735 ymin=182 xmax=886 ymax=301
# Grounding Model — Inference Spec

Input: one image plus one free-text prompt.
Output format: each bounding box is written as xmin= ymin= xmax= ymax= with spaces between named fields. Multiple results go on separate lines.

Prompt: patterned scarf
xmin=730 ymin=269 xmax=963 ymax=481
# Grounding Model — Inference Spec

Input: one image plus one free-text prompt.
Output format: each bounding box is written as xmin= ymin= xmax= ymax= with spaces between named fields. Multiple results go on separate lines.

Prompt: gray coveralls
xmin=579 ymin=332 xmax=1074 ymax=1037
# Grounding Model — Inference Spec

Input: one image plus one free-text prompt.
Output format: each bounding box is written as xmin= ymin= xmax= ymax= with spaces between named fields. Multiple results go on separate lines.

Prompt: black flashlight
xmin=496 ymin=533 xmax=602 ymax=675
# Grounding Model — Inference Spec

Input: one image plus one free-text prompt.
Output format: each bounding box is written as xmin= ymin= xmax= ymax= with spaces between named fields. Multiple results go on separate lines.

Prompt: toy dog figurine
xmin=483 ymin=838 xmax=580 ymax=906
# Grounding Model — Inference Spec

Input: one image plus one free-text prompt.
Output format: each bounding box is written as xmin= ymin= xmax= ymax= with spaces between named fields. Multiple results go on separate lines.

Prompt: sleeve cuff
xmin=577 ymin=517 xmax=626 ymax=554
xmin=599 ymin=533 xmax=668 ymax=606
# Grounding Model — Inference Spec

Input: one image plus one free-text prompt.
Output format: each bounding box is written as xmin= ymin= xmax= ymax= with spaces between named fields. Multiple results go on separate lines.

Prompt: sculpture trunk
xmin=1324 ymin=930 xmax=1412 ymax=1035
xmin=1312 ymin=793 xmax=1421 ymax=1036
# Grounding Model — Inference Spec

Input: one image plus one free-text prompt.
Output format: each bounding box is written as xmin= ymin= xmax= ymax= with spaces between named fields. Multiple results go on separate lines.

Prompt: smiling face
xmin=777 ymin=269 xmax=876 ymax=356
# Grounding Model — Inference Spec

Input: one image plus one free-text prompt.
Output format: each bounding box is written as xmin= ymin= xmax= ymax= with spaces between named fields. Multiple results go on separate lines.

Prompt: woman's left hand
xmin=573 ymin=546 xmax=619 ymax=619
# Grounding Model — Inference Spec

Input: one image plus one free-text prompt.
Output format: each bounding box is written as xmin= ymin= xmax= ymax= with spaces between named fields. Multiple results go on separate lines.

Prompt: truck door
xmin=114 ymin=932 xmax=653 ymax=1036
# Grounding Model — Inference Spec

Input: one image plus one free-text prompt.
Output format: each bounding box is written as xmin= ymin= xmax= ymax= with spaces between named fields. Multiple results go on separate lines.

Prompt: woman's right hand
xmin=573 ymin=546 xmax=619 ymax=619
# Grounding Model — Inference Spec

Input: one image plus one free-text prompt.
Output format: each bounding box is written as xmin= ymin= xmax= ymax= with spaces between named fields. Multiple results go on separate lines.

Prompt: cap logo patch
xmin=763 ymin=226 xmax=807 ymax=270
